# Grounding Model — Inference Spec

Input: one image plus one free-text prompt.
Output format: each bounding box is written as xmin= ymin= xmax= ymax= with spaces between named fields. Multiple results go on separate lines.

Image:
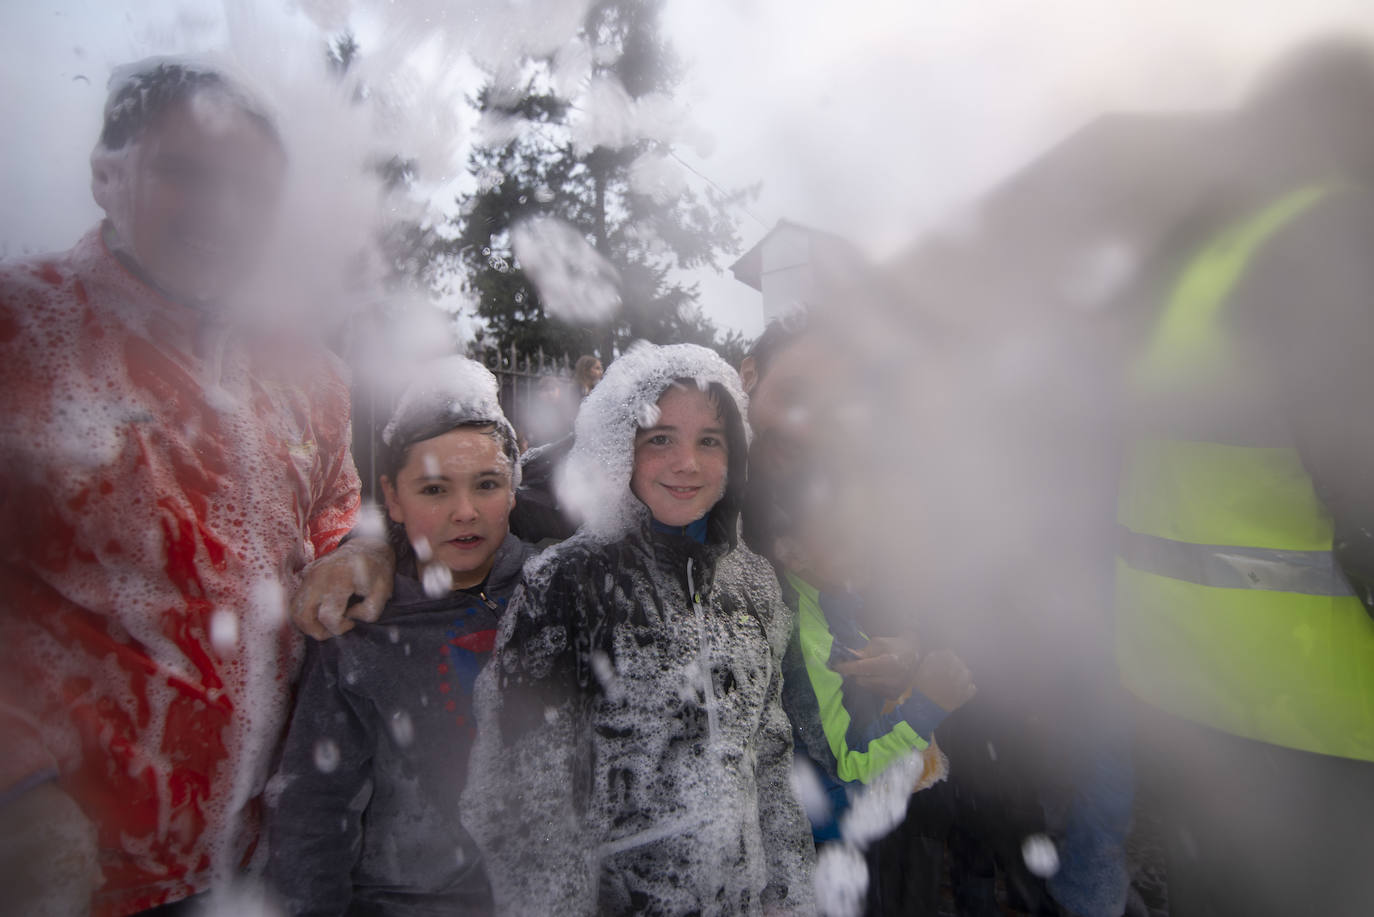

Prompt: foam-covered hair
xmin=556 ymin=342 xmax=750 ymax=541
xmin=381 ymin=356 xmax=521 ymax=489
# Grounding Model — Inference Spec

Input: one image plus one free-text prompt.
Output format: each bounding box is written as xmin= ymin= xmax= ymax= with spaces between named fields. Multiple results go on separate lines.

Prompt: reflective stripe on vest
xmin=1118 ymin=527 xmax=1355 ymax=597
xmin=1116 ymin=184 xmax=1374 ymax=763
xmin=787 ymin=572 xmax=928 ymax=785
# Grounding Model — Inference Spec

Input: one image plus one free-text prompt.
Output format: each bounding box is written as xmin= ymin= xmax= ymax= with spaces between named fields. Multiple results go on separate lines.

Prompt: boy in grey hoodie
xmin=269 ymin=358 xmax=531 ymax=916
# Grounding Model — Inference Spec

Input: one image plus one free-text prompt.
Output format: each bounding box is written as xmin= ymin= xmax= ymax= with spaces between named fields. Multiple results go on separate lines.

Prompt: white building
xmin=729 ymin=219 xmax=866 ymax=327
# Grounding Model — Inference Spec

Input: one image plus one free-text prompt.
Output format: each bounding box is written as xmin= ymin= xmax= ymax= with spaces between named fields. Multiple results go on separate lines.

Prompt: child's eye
xmin=648 ymin=434 xmax=671 ymax=446
xmin=700 ymin=436 xmax=723 ymax=448
xmin=477 ymin=480 xmax=501 ymax=491
xmin=419 ymin=484 xmax=445 ymax=496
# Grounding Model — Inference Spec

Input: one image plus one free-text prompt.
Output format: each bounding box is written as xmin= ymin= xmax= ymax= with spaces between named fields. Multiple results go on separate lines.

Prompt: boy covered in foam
xmin=268 ymin=357 xmax=532 ymax=916
xmin=462 ymin=343 xmax=815 ymax=915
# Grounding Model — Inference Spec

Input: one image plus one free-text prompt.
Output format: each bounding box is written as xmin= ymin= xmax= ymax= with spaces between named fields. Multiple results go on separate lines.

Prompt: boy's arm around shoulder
xmin=267 ymin=636 xmax=376 ymax=917
xmin=461 ymin=556 xmax=600 ymax=915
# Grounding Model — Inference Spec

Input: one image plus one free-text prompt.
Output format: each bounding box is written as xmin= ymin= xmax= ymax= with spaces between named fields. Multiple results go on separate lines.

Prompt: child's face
xmin=631 ymin=385 xmax=729 ymax=528
xmin=744 ymin=331 xmax=828 ymax=479
xmin=775 ymin=469 xmax=877 ymax=591
xmin=381 ymin=427 xmax=515 ymax=589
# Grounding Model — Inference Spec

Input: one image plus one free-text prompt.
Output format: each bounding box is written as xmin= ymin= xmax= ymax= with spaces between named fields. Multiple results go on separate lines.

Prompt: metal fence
xmin=479 ymin=344 xmax=575 ymax=441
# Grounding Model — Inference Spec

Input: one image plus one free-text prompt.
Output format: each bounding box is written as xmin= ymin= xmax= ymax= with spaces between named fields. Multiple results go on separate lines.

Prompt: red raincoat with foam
xmin=0 ymin=228 xmax=360 ymax=916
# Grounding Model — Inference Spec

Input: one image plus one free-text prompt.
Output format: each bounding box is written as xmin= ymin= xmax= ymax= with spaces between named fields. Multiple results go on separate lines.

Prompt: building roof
xmin=729 ymin=219 xmax=864 ymax=291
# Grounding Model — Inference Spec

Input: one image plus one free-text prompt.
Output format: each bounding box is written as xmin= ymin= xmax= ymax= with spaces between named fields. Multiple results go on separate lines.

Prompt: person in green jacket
xmin=739 ymin=316 xmax=978 ymax=915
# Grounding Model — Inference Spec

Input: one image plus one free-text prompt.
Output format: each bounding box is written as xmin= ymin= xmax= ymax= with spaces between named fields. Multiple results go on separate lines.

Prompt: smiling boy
xmin=462 ymin=344 xmax=815 ymax=916
xmin=631 ymin=383 xmax=732 ymax=533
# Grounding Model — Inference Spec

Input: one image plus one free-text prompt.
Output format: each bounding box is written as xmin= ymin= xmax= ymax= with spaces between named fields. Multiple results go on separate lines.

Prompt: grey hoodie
xmin=267 ymin=534 xmax=533 ymax=916
xmin=461 ymin=344 xmax=815 ymax=916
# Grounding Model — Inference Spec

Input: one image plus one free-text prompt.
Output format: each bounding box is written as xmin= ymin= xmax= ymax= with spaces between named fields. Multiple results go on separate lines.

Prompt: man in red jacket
xmin=0 ymin=57 xmax=360 ymax=916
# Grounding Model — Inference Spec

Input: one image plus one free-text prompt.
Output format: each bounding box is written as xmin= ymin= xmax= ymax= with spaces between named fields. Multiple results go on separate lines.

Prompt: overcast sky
xmin=3 ymin=0 xmax=1371 ymax=338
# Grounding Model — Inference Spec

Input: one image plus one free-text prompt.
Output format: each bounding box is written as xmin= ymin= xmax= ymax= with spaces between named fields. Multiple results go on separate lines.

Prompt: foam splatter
xmin=510 ymin=215 xmax=622 ymax=325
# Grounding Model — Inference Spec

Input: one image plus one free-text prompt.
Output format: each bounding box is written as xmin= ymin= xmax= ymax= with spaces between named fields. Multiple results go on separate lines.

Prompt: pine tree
xmin=445 ymin=0 xmax=755 ymax=366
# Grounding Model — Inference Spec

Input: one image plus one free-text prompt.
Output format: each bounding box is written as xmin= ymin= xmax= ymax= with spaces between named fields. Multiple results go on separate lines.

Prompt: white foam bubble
xmin=421 ymin=561 xmax=452 ymax=598
xmin=353 ymin=502 xmax=388 ymax=543
xmin=209 ymin=609 xmax=239 ymax=655
xmin=627 ymin=151 xmax=687 ymax=205
xmin=389 ymin=709 xmax=415 ymax=748
xmin=839 ymin=751 xmax=922 ymax=850
xmin=589 ymin=650 xmax=623 ymax=703
xmin=814 ymin=843 xmax=868 ymax=917
xmin=412 ymin=536 xmax=433 ymax=563
xmin=251 ymin=576 xmax=287 ymax=628
xmin=636 ymin=401 xmax=662 ymax=429
xmin=510 ymin=215 xmax=622 ymax=325
xmin=789 ymin=755 xmax=834 ymax=827
xmin=1022 ymin=833 xmax=1060 ymax=878
xmin=194 ymin=876 xmax=286 ymax=917
xmin=313 ymin=738 xmax=340 ymax=774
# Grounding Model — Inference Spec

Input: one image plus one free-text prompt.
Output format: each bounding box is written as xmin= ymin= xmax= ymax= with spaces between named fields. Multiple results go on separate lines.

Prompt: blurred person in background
xmin=741 ymin=313 xmax=996 ymax=915
xmin=1115 ymin=37 xmax=1374 ymax=917
xmin=573 ymin=353 xmax=603 ymax=397
xmin=522 ymin=373 xmax=576 ymax=449
xmin=0 ymin=58 xmax=360 ymax=915
xmin=770 ymin=452 xmax=979 ymax=912
xmin=742 ymin=278 xmax=1138 ymax=917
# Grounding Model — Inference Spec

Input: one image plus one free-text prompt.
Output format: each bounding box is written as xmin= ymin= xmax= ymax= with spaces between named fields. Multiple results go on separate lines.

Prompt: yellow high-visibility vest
xmin=1116 ymin=184 xmax=1374 ymax=762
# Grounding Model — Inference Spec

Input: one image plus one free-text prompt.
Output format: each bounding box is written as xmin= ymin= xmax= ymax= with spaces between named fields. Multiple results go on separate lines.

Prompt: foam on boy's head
xmin=380 ymin=356 xmax=521 ymax=490
xmin=554 ymin=343 xmax=751 ymax=543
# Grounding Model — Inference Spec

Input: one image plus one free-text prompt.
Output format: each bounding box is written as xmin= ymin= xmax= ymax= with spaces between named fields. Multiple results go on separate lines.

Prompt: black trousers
xmin=1135 ymin=705 xmax=1374 ymax=917
xmin=864 ymin=751 xmax=1066 ymax=917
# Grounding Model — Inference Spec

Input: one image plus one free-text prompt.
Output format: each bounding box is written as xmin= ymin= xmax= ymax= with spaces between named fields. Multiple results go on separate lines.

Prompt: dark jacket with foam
xmin=461 ymin=344 xmax=815 ymax=916
xmin=268 ymin=534 xmax=533 ymax=917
